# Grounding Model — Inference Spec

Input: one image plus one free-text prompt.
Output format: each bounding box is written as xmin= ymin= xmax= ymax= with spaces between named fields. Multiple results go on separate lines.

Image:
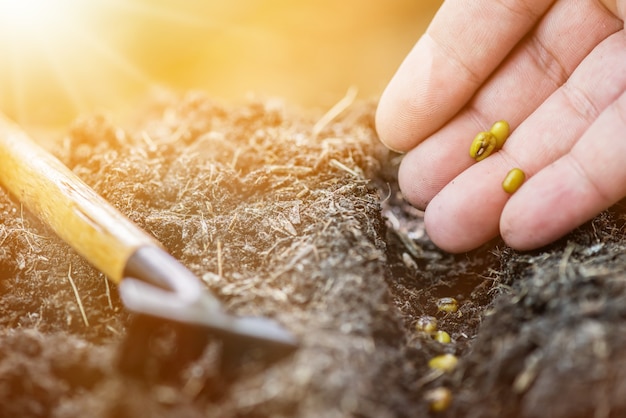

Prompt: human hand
xmin=376 ymin=0 xmax=626 ymax=253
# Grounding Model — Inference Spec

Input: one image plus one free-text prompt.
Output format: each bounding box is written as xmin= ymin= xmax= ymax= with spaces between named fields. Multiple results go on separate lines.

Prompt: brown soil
xmin=1 ymin=92 xmax=625 ymax=418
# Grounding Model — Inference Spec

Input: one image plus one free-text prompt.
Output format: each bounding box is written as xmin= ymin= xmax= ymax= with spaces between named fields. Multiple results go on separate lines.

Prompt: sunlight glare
xmin=0 ymin=0 xmax=76 ymax=42
xmin=0 ymin=0 xmax=440 ymax=128
xmin=0 ymin=0 xmax=154 ymax=126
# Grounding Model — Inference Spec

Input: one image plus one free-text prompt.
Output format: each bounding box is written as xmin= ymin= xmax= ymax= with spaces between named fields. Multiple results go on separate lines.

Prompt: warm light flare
xmin=0 ymin=0 xmax=441 ymax=128
xmin=0 ymin=0 xmax=76 ymax=42
xmin=0 ymin=0 xmax=152 ymax=126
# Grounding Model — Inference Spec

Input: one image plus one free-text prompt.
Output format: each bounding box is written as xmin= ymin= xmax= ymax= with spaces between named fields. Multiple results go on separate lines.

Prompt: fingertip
xmin=422 ymin=160 xmax=511 ymax=253
xmin=500 ymin=217 xmax=560 ymax=252
xmin=499 ymin=216 xmax=539 ymax=251
xmin=397 ymin=152 xmax=430 ymax=210
xmin=424 ymin=194 xmax=498 ymax=254
xmin=376 ymin=34 xmax=463 ymax=152
xmin=424 ymin=208 xmax=478 ymax=254
xmin=423 ymin=204 xmax=457 ymax=252
xmin=499 ymin=176 xmax=570 ymax=251
xmin=375 ymin=80 xmax=420 ymax=153
xmin=374 ymin=116 xmax=403 ymax=154
xmin=398 ymin=141 xmax=465 ymax=210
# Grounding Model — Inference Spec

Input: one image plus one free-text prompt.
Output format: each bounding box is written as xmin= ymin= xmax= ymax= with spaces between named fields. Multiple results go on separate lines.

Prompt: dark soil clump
xmin=1 ymin=92 xmax=625 ymax=417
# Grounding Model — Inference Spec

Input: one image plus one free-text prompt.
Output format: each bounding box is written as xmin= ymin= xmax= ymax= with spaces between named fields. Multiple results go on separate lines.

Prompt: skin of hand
xmin=376 ymin=0 xmax=626 ymax=253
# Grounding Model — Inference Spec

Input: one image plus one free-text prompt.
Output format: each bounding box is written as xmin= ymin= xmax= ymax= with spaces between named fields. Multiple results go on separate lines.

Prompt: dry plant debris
xmin=0 ymin=92 xmax=625 ymax=418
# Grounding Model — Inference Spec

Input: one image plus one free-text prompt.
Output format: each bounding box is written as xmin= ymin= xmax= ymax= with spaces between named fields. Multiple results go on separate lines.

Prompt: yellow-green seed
xmin=434 ymin=330 xmax=451 ymax=344
xmin=424 ymin=387 xmax=453 ymax=413
xmin=469 ymin=120 xmax=511 ymax=161
xmin=502 ymin=168 xmax=526 ymax=194
xmin=436 ymin=297 xmax=458 ymax=313
xmin=469 ymin=131 xmax=497 ymax=161
xmin=489 ymin=120 xmax=510 ymax=148
xmin=428 ymin=354 xmax=458 ymax=373
xmin=416 ymin=316 xmax=438 ymax=334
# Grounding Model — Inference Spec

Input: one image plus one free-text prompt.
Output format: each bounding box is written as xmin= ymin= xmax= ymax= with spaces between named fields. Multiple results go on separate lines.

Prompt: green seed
xmin=502 ymin=168 xmax=526 ymax=194
xmin=424 ymin=387 xmax=453 ymax=413
xmin=434 ymin=330 xmax=451 ymax=344
xmin=469 ymin=120 xmax=511 ymax=161
xmin=436 ymin=297 xmax=458 ymax=313
xmin=416 ymin=316 xmax=438 ymax=334
xmin=428 ymin=354 xmax=458 ymax=373
xmin=489 ymin=120 xmax=510 ymax=148
xmin=469 ymin=131 xmax=496 ymax=161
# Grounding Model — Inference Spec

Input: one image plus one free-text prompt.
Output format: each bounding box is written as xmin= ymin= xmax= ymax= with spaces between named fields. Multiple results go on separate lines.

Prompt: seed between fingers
xmin=469 ymin=131 xmax=497 ymax=161
xmin=502 ymin=168 xmax=526 ymax=193
xmin=469 ymin=120 xmax=511 ymax=162
xmin=489 ymin=120 xmax=510 ymax=148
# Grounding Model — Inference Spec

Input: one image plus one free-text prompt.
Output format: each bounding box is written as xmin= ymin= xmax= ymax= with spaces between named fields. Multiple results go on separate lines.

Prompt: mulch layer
xmin=1 ymin=92 xmax=625 ymax=418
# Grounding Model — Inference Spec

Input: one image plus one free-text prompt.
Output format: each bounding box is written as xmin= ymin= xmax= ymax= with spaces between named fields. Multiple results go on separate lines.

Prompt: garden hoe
xmin=0 ymin=113 xmax=298 ymax=380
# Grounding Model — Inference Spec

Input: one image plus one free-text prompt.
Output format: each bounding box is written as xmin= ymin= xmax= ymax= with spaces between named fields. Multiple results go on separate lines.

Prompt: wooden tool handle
xmin=0 ymin=114 xmax=158 ymax=283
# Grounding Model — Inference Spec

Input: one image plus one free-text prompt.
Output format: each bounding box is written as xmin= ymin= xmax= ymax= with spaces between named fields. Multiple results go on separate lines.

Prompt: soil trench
xmin=1 ymin=93 xmax=625 ymax=417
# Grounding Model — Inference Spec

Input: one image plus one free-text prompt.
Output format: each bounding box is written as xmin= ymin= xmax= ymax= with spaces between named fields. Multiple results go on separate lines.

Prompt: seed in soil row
xmin=428 ymin=354 xmax=458 ymax=373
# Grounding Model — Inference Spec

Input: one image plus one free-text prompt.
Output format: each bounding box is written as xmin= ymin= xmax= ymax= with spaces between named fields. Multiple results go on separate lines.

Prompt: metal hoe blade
xmin=117 ymin=247 xmax=298 ymax=379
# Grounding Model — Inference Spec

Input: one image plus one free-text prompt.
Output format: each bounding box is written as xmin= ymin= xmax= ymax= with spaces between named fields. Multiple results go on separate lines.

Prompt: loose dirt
xmin=1 ymin=92 xmax=625 ymax=417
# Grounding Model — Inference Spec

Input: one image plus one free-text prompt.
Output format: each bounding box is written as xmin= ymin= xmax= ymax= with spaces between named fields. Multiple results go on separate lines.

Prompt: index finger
xmin=376 ymin=0 xmax=555 ymax=152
